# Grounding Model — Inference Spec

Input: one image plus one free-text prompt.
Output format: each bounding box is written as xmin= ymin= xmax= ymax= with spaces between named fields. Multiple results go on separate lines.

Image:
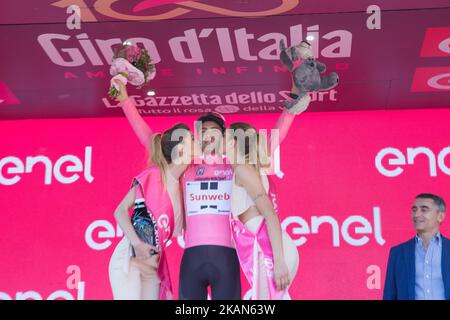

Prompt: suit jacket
xmin=383 ymin=235 xmax=450 ymax=300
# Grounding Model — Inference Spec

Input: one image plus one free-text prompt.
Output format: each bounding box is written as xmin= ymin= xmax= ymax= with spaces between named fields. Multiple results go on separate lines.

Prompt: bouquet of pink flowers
xmin=109 ymin=43 xmax=156 ymax=98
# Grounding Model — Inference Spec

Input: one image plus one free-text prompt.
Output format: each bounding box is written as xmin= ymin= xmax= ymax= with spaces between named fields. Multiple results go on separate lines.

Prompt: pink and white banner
xmin=1 ymin=1 xmax=450 ymax=120
xmin=1 ymin=108 xmax=449 ymax=299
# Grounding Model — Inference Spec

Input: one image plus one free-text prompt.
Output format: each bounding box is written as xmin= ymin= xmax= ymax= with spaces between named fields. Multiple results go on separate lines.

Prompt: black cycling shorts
xmin=178 ymin=245 xmax=241 ymax=300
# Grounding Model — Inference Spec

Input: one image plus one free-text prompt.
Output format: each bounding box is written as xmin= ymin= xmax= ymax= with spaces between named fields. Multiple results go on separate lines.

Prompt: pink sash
xmin=134 ymin=166 xmax=175 ymax=300
xmin=230 ymin=175 xmax=289 ymax=300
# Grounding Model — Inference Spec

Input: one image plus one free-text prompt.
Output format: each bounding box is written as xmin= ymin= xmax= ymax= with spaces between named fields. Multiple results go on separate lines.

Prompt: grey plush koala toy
xmin=280 ymin=39 xmax=339 ymax=114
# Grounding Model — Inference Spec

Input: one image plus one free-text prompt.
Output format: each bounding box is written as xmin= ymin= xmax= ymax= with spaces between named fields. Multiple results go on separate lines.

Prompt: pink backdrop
xmin=2 ymin=1 xmax=450 ymax=119
xmin=1 ymin=108 xmax=449 ymax=300
xmin=1 ymin=0 xmax=449 ymax=301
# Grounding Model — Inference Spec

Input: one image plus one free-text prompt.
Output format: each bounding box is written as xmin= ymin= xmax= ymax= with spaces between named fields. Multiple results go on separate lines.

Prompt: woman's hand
xmin=274 ymin=258 xmax=291 ymax=291
xmin=132 ymin=240 xmax=158 ymax=259
xmin=114 ymin=80 xmax=129 ymax=103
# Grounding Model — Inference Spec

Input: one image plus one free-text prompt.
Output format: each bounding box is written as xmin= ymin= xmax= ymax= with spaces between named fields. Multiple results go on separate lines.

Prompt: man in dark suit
xmin=383 ymin=193 xmax=449 ymax=300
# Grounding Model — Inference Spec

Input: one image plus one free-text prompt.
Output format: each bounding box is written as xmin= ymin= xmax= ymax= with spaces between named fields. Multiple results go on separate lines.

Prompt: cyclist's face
xmin=200 ymin=121 xmax=223 ymax=154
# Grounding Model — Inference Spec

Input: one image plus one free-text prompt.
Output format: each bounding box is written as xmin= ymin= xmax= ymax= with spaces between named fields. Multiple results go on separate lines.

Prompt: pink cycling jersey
xmin=181 ymin=155 xmax=234 ymax=248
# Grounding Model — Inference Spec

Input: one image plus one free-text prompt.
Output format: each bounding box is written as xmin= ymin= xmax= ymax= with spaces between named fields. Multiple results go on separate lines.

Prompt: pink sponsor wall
xmin=1 ymin=108 xmax=449 ymax=299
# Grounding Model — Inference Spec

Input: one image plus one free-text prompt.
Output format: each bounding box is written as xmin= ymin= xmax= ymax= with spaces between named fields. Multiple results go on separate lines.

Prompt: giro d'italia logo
xmin=411 ymin=27 xmax=450 ymax=92
xmin=51 ymin=0 xmax=300 ymax=21
xmin=411 ymin=67 xmax=450 ymax=92
xmin=0 ymin=80 xmax=20 ymax=105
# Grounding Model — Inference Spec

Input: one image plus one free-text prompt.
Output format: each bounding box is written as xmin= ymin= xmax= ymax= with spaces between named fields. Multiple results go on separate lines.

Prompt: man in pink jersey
xmin=114 ymin=78 xmax=305 ymax=299
xmin=179 ymin=111 xmax=240 ymax=299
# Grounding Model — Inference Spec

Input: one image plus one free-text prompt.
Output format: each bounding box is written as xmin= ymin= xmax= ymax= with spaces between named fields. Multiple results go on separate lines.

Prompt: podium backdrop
xmin=1 ymin=108 xmax=449 ymax=299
